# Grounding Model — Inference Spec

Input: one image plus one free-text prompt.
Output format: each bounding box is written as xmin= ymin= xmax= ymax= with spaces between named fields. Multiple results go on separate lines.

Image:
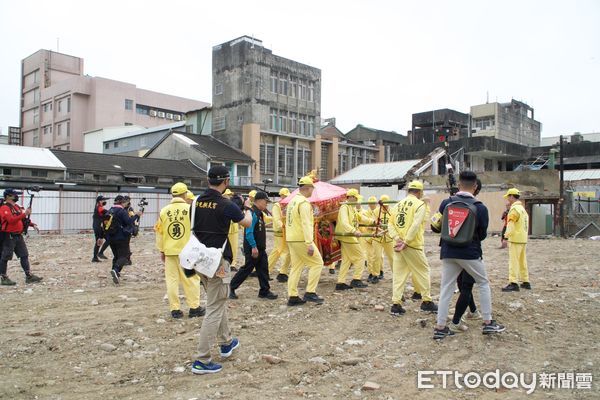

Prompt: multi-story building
xmin=19 ymin=49 xmax=208 ymax=151
xmin=470 ymin=99 xmax=541 ymax=147
xmin=345 ymin=124 xmax=408 ymax=163
xmin=212 ymin=36 xmax=321 ymax=186
xmin=409 ymin=109 xmax=470 ymax=145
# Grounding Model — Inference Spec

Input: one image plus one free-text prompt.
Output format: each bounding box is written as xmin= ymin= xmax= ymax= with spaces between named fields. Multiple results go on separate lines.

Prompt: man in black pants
xmin=229 ymin=191 xmax=278 ymax=300
xmin=106 ymin=195 xmax=142 ymax=284
xmin=92 ymin=195 xmax=110 ymax=262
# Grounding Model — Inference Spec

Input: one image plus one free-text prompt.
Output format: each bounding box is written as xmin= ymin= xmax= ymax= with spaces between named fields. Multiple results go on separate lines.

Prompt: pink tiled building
xmin=20 ymin=50 xmax=208 ymax=151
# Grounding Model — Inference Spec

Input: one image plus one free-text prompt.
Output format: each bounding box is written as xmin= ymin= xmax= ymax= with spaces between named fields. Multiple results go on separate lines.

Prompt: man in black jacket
xmin=106 ymin=195 xmax=142 ymax=284
xmin=230 ymin=191 xmax=278 ymax=300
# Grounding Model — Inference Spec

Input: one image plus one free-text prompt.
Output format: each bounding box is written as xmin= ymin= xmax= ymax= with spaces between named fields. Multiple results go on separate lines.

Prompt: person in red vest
xmin=0 ymin=189 xmax=43 ymax=285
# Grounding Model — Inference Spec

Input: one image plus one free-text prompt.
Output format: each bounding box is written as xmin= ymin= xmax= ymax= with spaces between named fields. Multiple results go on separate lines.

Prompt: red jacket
xmin=0 ymin=203 xmax=33 ymax=233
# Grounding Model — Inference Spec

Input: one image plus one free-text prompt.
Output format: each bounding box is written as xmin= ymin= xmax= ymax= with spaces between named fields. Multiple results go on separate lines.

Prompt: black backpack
xmin=441 ymin=196 xmax=481 ymax=247
xmin=103 ymin=208 xmax=122 ymax=236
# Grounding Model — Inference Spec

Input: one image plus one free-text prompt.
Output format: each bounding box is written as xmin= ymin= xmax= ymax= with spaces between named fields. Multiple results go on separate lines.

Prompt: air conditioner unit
xmin=157 ymin=111 xmax=165 ymax=118
xmin=166 ymin=113 xmax=173 ymax=120
xmin=174 ymin=115 xmax=181 ymax=121
xmin=149 ymin=110 xmax=157 ymax=117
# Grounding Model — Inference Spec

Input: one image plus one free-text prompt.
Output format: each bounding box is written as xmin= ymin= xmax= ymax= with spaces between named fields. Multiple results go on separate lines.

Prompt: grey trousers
xmin=436 ymin=258 xmax=493 ymax=326
xmin=196 ymin=260 xmax=232 ymax=363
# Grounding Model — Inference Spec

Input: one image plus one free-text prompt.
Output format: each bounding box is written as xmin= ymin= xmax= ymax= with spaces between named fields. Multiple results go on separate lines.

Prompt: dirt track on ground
xmin=1 ymin=233 xmax=598 ymax=399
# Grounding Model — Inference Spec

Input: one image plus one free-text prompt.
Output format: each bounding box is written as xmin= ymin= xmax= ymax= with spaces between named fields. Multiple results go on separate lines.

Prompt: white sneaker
xmin=448 ymin=321 xmax=469 ymax=332
xmin=465 ymin=310 xmax=482 ymax=320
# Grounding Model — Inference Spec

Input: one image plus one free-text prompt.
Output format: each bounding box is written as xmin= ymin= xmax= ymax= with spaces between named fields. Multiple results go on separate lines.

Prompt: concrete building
xmin=20 ymin=49 xmax=208 ymax=151
xmin=212 ymin=36 xmax=321 ymax=186
xmin=409 ymin=109 xmax=470 ymax=145
xmin=470 ymin=99 xmax=541 ymax=147
xmin=345 ymin=124 xmax=408 ymax=162
xmin=101 ymin=122 xmax=185 ymax=157
xmin=540 ymin=132 xmax=600 ymax=146
xmin=83 ymin=125 xmax=144 ymax=153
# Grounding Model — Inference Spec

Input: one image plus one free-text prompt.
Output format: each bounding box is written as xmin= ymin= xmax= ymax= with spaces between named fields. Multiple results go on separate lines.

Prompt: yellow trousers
xmin=372 ymin=240 xmax=394 ymax=275
xmin=338 ymin=242 xmax=366 ymax=283
xmin=508 ymin=242 xmax=529 ymax=283
xmin=287 ymin=242 xmax=323 ymax=297
xmin=361 ymin=238 xmax=376 ymax=276
xmin=268 ymin=235 xmax=290 ymax=275
xmin=165 ymin=255 xmax=201 ymax=311
xmin=228 ymin=231 xmax=240 ymax=267
xmin=392 ymin=247 xmax=432 ymax=303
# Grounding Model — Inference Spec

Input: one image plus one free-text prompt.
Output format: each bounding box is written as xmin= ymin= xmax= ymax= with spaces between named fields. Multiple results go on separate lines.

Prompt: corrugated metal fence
xmin=16 ymin=190 xmax=173 ymax=234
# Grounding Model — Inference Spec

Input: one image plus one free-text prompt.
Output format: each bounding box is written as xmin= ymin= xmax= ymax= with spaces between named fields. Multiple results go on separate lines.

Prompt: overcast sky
xmin=1 ymin=0 xmax=599 ymax=138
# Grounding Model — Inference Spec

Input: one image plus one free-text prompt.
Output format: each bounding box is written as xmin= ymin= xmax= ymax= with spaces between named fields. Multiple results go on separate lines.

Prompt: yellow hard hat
xmin=223 ymin=188 xmax=234 ymax=196
xmin=279 ymin=188 xmax=290 ymax=197
xmin=367 ymin=196 xmax=377 ymax=204
xmin=171 ymin=182 xmax=188 ymax=196
xmin=407 ymin=180 xmax=424 ymax=191
xmin=380 ymin=194 xmax=390 ymax=202
xmin=248 ymin=190 xmax=257 ymax=198
xmin=298 ymin=176 xmax=314 ymax=187
xmin=186 ymin=191 xmax=195 ymax=200
xmin=503 ymin=188 xmax=520 ymax=198
xmin=356 ymin=194 xmax=363 ymax=202
xmin=346 ymin=188 xmax=359 ymax=198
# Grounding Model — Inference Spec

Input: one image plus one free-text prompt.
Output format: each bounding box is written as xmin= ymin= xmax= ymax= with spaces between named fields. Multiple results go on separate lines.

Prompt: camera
xmin=138 ymin=197 xmax=149 ymax=208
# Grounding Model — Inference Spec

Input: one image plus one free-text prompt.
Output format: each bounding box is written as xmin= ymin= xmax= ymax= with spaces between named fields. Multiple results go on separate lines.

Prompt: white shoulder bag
xmin=179 ymin=196 xmax=226 ymax=278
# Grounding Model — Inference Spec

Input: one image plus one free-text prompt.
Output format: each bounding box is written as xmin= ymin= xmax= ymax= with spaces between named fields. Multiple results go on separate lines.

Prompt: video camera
xmin=231 ymin=194 xmax=245 ymax=210
xmin=138 ymin=197 xmax=149 ymax=208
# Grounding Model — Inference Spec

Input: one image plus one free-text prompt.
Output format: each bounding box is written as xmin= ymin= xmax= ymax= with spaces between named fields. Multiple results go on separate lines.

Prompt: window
xmin=136 ymin=105 xmax=149 ymax=115
xmin=66 ymin=121 xmax=70 ymax=137
xmin=33 ymin=88 xmax=40 ymax=104
xmin=214 ymin=116 xmax=226 ymax=131
xmin=279 ymin=73 xmax=288 ymax=96
xmin=43 ymin=102 xmax=52 ymax=113
xmin=289 ymin=112 xmax=297 ymax=134
xmin=124 ymin=122 xmax=133 ymax=126
xmin=339 ymin=152 xmax=347 ymax=174
xmin=67 ymin=97 xmax=71 ymax=112
xmin=321 ymin=145 xmax=329 ymax=178
xmin=270 ymin=71 xmax=278 ymax=93
xmin=260 ymin=144 xmax=275 ymax=174
xmin=299 ymin=114 xmax=306 ymax=135
xmin=140 ymin=137 xmax=147 ymax=147
xmin=43 ymin=125 xmax=52 ymax=135
xmin=308 ymin=116 xmax=315 ymax=136
xmin=33 ymin=108 xmax=39 ymax=125
xmin=31 ymin=169 xmax=48 ymax=177
xmin=238 ymin=114 xmax=244 ymax=123
xmin=57 ymin=123 xmax=61 ymax=136
xmin=290 ymin=77 xmax=297 ymax=98
xmin=297 ymin=148 xmax=311 ymax=177
xmin=122 ymin=139 xmax=128 ymax=147
xmin=215 ymin=83 xmax=223 ymax=95
xmin=269 ymin=108 xmax=278 ymax=130
xmin=237 ymin=164 xmax=249 ymax=177
xmin=299 ymin=80 xmax=307 ymax=100
xmin=278 ymin=147 xmax=286 ymax=174
xmin=104 ymin=143 xmax=109 ymax=150
xmin=125 ymin=99 xmax=133 ymax=110
xmin=94 ymin=174 xmax=108 ymax=181
xmin=58 ymin=100 xmax=62 ymax=113
xmin=308 ymin=81 xmax=314 ymax=102
xmin=279 ymin=111 xmax=287 ymax=133
xmin=473 ymin=117 xmax=495 ymax=130
xmin=114 ymin=141 xmax=119 ymax=148
xmin=185 ymin=125 xmax=194 ymax=133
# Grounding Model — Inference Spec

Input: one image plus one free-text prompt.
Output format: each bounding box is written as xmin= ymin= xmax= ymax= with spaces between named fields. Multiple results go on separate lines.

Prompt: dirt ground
xmin=0 ymin=232 xmax=598 ymax=400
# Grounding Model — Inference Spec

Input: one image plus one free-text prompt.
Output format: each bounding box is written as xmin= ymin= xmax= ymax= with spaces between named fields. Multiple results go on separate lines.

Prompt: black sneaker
xmin=110 ymin=270 xmax=120 ymax=284
xmin=230 ymin=266 xmax=238 ymax=272
xmin=502 ymin=283 xmax=520 ymax=292
xmin=303 ymin=292 xmax=324 ymax=305
xmin=171 ymin=310 xmax=184 ymax=319
xmin=520 ymin=282 xmax=532 ymax=290
xmin=229 ymin=289 xmax=238 ymax=300
xmin=1 ymin=276 xmax=16 ymax=286
xmin=125 ymin=260 xmax=132 ymax=266
xmin=98 ymin=254 xmax=108 ymax=260
xmin=189 ymin=306 xmax=206 ymax=318
xmin=258 ymin=292 xmax=278 ymax=300
xmin=287 ymin=296 xmax=307 ymax=306
xmin=390 ymin=303 xmax=406 ymax=316
xmin=433 ymin=326 xmax=455 ymax=340
xmin=379 ymin=271 xmax=384 ymax=279
xmin=370 ymin=275 xmax=379 ymax=284
xmin=420 ymin=301 xmax=438 ymax=313
xmin=276 ymin=273 xmax=288 ymax=283
xmin=335 ymin=283 xmax=353 ymax=291
xmin=411 ymin=292 xmax=422 ymax=300
xmin=329 ymin=268 xmax=336 ymax=275
xmin=92 ymin=257 xmax=101 ymax=263
xmin=25 ymin=274 xmax=43 ymax=284
xmin=482 ymin=320 xmax=506 ymax=335
xmin=350 ymin=279 xmax=368 ymax=288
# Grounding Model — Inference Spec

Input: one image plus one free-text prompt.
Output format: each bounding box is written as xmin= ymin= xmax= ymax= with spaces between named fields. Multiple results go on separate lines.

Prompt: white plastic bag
xmin=179 ymin=197 xmax=225 ymax=278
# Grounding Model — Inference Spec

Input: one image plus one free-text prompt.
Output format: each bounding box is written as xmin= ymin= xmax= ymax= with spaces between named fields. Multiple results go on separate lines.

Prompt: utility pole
xmin=559 ymin=135 xmax=565 ymax=238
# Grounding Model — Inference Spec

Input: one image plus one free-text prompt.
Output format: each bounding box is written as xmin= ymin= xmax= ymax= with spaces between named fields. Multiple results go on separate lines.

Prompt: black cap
xmin=208 ymin=165 xmax=230 ymax=182
xmin=254 ymin=191 xmax=271 ymax=202
xmin=3 ymin=189 xmax=22 ymax=198
xmin=96 ymin=195 xmax=108 ymax=202
xmin=114 ymin=195 xmax=126 ymax=203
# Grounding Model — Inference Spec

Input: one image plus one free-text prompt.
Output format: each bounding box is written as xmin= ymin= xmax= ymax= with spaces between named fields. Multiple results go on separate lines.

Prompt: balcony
xmin=231 ymin=176 xmax=252 ymax=187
